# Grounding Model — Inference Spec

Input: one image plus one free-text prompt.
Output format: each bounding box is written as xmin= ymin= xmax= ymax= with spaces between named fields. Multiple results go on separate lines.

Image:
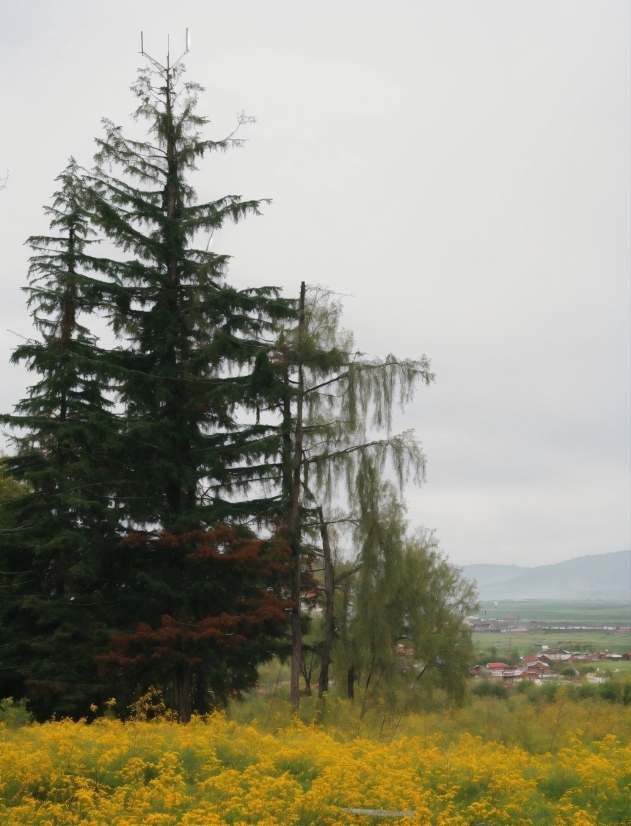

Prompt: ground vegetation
xmin=2 ymin=694 xmax=631 ymax=824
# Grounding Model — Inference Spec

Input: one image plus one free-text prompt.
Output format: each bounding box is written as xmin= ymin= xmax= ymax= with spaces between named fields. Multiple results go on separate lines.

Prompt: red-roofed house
xmin=526 ymin=661 xmax=550 ymax=673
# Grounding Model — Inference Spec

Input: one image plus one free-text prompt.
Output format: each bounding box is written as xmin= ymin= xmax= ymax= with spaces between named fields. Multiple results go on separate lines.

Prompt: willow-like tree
xmin=333 ymin=475 xmax=477 ymax=717
xmin=268 ymin=284 xmax=433 ymax=710
xmin=0 ymin=160 xmax=122 ymax=720
xmin=83 ymin=59 xmax=293 ymax=721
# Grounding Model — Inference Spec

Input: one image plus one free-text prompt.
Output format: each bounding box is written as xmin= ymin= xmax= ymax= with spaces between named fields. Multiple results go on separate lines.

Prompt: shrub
xmin=0 ymin=698 xmax=30 ymax=729
xmin=471 ymin=680 xmax=509 ymax=700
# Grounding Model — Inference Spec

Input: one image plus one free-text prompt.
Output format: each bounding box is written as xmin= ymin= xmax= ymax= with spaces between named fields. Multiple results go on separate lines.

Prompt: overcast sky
xmin=1 ymin=1 xmax=629 ymax=567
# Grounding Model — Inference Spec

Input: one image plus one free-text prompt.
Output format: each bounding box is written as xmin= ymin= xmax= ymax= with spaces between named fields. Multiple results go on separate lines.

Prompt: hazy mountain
xmin=462 ymin=551 xmax=631 ymax=601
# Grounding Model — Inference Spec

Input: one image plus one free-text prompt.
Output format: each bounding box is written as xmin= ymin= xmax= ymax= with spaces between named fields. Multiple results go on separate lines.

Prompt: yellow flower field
xmin=1 ymin=702 xmax=630 ymax=825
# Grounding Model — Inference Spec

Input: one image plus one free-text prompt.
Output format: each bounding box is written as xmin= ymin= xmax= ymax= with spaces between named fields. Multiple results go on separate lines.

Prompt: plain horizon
xmin=1 ymin=1 xmax=629 ymax=567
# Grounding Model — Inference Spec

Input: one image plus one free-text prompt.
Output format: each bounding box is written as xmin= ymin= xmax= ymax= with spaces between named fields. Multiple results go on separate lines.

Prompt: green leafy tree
xmin=333 ymin=476 xmax=477 ymax=715
xmin=0 ymin=160 xmax=122 ymax=720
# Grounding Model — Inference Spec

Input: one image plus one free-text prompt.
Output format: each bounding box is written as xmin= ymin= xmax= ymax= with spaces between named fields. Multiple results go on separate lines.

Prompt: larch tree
xmin=266 ymin=284 xmax=434 ymax=710
xmin=82 ymin=58 xmax=294 ymax=722
xmin=0 ymin=160 xmax=122 ymax=720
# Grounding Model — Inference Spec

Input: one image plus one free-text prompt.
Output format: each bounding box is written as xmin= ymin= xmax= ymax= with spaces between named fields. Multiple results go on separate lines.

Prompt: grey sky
xmin=1 ymin=1 xmax=629 ymax=566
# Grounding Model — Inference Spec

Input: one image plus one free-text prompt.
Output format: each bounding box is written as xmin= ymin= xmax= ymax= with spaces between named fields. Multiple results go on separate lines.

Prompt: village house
xmin=485 ymin=662 xmax=510 ymax=675
xmin=498 ymin=667 xmax=525 ymax=683
xmin=571 ymin=652 xmax=603 ymax=663
xmin=540 ymin=649 xmax=572 ymax=663
xmin=520 ymin=669 xmax=546 ymax=684
xmin=483 ymin=663 xmax=528 ymax=683
xmin=472 ymin=622 xmax=498 ymax=632
xmin=523 ymin=661 xmax=550 ymax=675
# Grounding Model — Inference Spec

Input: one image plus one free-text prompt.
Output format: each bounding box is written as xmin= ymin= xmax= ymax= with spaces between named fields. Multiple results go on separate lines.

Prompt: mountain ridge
xmin=462 ymin=550 xmax=631 ymax=601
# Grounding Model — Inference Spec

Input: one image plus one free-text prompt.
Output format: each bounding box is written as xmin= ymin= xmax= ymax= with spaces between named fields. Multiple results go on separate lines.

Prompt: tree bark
xmin=174 ymin=663 xmax=193 ymax=723
xmin=301 ymin=650 xmax=313 ymax=696
xmin=289 ymin=281 xmax=306 ymax=713
xmin=347 ymin=664 xmax=355 ymax=701
xmin=193 ymin=669 xmax=207 ymax=715
xmin=317 ymin=507 xmax=334 ymax=699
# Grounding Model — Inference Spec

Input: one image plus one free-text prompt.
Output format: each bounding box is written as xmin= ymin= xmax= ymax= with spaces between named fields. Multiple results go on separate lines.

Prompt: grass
xmin=472 ymin=629 xmax=631 ymax=659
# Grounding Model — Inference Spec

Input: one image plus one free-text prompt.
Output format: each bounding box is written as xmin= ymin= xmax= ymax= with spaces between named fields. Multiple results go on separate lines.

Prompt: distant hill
xmin=462 ymin=551 xmax=631 ymax=601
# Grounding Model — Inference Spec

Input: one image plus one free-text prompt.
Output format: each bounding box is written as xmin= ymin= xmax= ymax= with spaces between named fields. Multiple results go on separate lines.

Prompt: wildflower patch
xmin=0 ymin=714 xmax=630 ymax=824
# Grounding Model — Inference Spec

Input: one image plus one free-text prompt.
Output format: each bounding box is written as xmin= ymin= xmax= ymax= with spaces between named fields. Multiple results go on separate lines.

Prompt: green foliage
xmin=471 ymin=680 xmax=509 ymax=700
xmin=0 ymin=161 xmax=123 ymax=720
xmin=0 ymin=698 xmax=31 ymax=728
xmin=333 ymin=478 xmax=477 ymax=711
xmin=290 ymin=286 xmax=432 ymax=504
xmin=0 ymin=462 xmax=28 ymax=527
xmin=99 ymin=526 xmax=291 ymax=716
xmin=82 ymin=62 xmax=297 ymax=720
xmin=257 ymin=282 xmax=436 ymax=708
xmin=480 ymin=675 xmax=631 ymax=707
xmin=86 ymin=64 xmax=293 ymax=530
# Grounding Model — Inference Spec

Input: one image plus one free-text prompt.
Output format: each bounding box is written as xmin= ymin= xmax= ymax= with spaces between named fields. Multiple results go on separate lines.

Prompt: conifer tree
xmin=82 ymin=59 xmax=294 ymax=721
xmin=97 ymin=525 xmax=290 ymax=720
xmin=0 ymin=161 xmax=122 ymax=719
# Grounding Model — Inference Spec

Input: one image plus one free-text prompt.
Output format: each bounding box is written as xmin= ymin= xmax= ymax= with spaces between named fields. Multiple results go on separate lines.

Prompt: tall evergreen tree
xmin=82 ymin=59 xmax=294 ymax=721
xmin=0 ymin=160 xmax=122 ymax=720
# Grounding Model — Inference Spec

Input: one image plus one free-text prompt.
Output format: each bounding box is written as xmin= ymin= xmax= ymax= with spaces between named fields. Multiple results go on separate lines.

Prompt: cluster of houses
xmin=466 ymin=616 xmax=631 ymax=635
xmin=469 ymin=647 xmax=631 ymax=686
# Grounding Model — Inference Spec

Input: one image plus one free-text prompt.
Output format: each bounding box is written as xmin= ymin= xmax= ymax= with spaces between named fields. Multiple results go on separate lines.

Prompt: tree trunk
xmin=289 ymin=281 xmax=306 ymax=713
xmin=290 ymin=548 xmax=302 ymax=711
xmin=301 ymin=650 xmax=313 ymax=696
xmin=194 ymin=669 xmax=207 ymax=715
xmin=347 ymin=664 xmax=355 ymax=701
xmin=317 ymin=507 xmax=334 ymax=699
xmin=174 ymin=663 xmax=193 ymax=723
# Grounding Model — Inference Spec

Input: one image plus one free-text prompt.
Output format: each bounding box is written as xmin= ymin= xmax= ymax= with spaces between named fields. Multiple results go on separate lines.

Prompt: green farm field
xmin=477 ymin=599 xmax=631 ymax=624
xmin=472 ymin=600 xmax=631 ymax=663
xmin=472 ymin=631 xmax=631 ymax=666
